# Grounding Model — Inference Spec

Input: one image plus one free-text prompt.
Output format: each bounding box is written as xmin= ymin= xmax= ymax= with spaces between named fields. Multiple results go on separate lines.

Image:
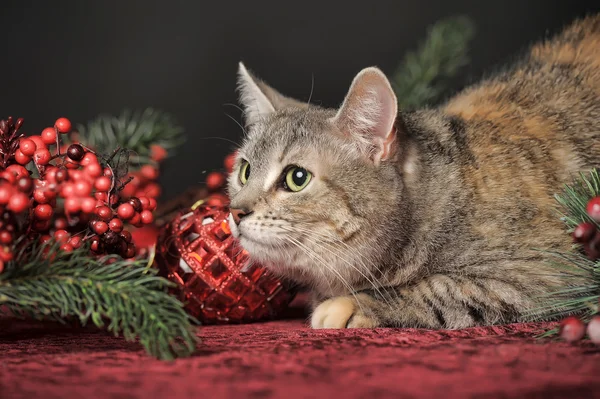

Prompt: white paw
xmin=310 ymin=295 xmax=378 ymax=329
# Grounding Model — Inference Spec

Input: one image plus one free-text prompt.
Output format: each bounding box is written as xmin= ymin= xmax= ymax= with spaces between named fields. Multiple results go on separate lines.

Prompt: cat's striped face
xmin=227 ymin=63 xmax=402 ymax=294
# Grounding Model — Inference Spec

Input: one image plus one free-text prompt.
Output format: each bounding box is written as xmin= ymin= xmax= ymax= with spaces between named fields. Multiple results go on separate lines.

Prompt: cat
xmin=226 ymin=14 xmax=600 ymax=329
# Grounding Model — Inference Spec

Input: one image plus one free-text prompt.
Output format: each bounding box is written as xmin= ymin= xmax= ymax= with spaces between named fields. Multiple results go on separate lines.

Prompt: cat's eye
xmin=239 ymin=160 xmax=251 ymax=185
xmin=284 ymin=166 xmax=312 ymax=192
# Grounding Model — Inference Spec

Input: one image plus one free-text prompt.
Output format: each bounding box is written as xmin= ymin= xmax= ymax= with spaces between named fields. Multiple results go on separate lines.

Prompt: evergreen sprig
xmin=0 ymin=241 xmax=198 ymax=360
xmin=74 ymin=108 xmax=185 ymax=169
xmin=527 ymin=169 xmax=600 ymax=328
xmin=393 ymin=15 xmax=475 ymax=108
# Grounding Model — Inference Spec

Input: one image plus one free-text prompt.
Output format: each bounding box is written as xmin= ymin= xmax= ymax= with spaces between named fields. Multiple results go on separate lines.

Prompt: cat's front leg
xmin=310 ymin=293 xmax=381 ymax=329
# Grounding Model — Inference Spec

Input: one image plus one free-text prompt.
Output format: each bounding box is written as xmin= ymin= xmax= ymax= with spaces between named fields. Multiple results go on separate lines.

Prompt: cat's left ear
xmin=237 ymin=62 xmax=308 ymax=126
xmin=331 ymin=67 xmax=398 ymax=165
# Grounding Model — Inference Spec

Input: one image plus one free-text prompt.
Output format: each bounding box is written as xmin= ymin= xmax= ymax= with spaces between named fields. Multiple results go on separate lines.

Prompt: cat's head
xmin=227 ymin=63 xmax=406 ymax=294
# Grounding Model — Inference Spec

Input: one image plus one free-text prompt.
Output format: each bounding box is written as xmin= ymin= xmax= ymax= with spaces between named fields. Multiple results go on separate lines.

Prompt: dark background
xmin=1 ymin=1 xmax=598 ymax=200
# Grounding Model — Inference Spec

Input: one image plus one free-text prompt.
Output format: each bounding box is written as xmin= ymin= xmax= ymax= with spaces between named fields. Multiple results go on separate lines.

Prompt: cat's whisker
xmin=223 ymin=111 xmax=248 ymax=137
xmin=281 ymin=223 xmax=397 ymax=296
xmin=282 ymin=234 xmax=365 ymax=314
xmin=281 ymin=226 xmax=395 ymax=306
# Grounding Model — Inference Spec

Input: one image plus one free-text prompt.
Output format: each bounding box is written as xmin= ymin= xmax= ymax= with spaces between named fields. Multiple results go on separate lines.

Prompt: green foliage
xmin=527 ymin=169 xmax=600 ymax=327
xmin=392 ymin=15 xmax=475 ymax=108
xmin=0 ymin=241 xmax=198 ymax=360
xmin=75 ymin=108 xmax=185 ymax=169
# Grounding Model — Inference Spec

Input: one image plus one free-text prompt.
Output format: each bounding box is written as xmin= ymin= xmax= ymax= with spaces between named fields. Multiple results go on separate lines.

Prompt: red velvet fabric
xmin=1 ymin=298 xmax=599 ymax=398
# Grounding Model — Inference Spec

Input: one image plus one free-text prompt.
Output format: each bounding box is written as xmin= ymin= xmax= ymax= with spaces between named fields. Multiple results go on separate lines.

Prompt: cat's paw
xmin=310 ymin=295 xmax=379 ymax=329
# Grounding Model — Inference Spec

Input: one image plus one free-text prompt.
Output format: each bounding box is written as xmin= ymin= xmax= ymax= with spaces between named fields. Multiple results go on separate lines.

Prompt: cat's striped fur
xmin=227 ymin=14 xmax=600 ymax=329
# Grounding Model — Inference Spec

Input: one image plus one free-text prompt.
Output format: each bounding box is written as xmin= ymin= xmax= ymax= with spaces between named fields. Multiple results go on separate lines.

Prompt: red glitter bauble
xmin=154 ymin=204 xmax=296 ymax=324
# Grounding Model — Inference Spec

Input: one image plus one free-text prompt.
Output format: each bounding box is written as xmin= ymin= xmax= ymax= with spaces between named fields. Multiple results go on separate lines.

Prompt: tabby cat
xmin=226 ymin=14 xmax=600 ymax=329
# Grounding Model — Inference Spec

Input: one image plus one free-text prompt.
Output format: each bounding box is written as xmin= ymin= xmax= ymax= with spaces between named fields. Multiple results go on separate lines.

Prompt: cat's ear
xmin=331 ymin=67 xmax=398 ymax=165
xmin=237 ymin=62 xmax=307 ymax=126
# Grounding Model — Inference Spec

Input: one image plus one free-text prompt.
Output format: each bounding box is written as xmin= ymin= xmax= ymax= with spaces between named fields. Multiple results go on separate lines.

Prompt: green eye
xmin=239 ymin=161 xmax=251 ymax=185
xmin=284 ymin=166 xmax=312 ymax=192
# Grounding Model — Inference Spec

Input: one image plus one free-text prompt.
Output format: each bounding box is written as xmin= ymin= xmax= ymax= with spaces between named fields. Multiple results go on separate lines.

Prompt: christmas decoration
xmin=528 ymin=169 xmax=600 ymax=344
xmin=559 ymin=316 xmax=586 ymax=342
xmin=0 ymin=114 xmax=196 ymax=360
xmin=154 ymin=203 xmax=296 ymax=324
xmin=392 ymin=16 xmax=474 ymax=108
xmin=587 ymin=315 xmax=600 ymax=343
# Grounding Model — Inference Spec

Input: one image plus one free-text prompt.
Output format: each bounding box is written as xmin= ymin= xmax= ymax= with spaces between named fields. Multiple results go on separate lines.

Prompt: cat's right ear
xmin=237 ymin=62 xmax=307 ymax=126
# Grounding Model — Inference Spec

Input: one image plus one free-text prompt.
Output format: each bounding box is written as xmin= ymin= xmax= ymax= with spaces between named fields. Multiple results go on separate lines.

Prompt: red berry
xmin=16 ymin=177 xmax=33 ymax=194
xmin=41 ymin=127 xmax=57 ymax=145
xmin=0 ymin=231 xmax=13 ymax=244
xmin=150 ymin=144 xmax=168 ymax=162
xmin=81 ymin=197 xmax=97 ymax=214
xmin=54 ymin=229 xmax=69 ymax=243
xmin=121 ymin=230 xmax=132 ymax=243
xmin=29 ymin=136 xmax=46 ymax=150
xmin=74 ymin=180 xmax=92 ymax=197
xmin=95 ymin=191 xmax=108 ymax=202
xmin=0 ymin=171 xmax=16 ymax=185
xmin=60 ymin=243 xmax=74 ymax=252
xmin=120 ymin=182 xmax=137 ymax=199
xmin=65 ymin=160 xmax=79 ymax=170
xmin=68 ymin=236 xmax=82 ymax=249
xmin=587 ymin=197 xmax=600 ymax=223
xmin=85 ymin=163 xmax=102 ymax=178
xmin=19 ymin=138 xmax=37 ymax=156
xmin=64 ymin=197 xmax=81 ymax=214
xmin=573 ymin=222 xmax=597 ymax=243
xmin=95 ymin=205 xmax=112 ymax=221
xmin=40 ymin=235 xmax=52 ymax=245
xmin=8 ymin=193 xmax=29 ymax=213
xmin=95 ymin=176 xmax=112 ymax=192
xmin=69 ymin=170 xmax=84 ymax=181
xmin=224 ymin=152 xmax=236 ymax=173
xmin=148 ymin=198 xmax=157 ymax=211
xmin=587 ymin=315 xmax=600 ymax=344
xmin=559 ymin=316 xmax=586 ymax=342
xmin=55 ymin=118 xmax=72 ymax=133
xmin=14 ymin=149 xmax=31 ymax=165
xmin=206 ymin=193 xmax=229 ymax=207
xmin=0 ymin=186 xmax=12 ymax=205
xmin=55 ymin=169 xmax=68 ymax=183
xmin=33 ymin=148 xmax=51 ymax=165
xmin=128 ymin=197 xmax=142 ymax=212
xmin=117 ymin=203 xmax=135 ymax=220
xmin=140 ymin=210 xmax=154 ymax=224
xmin=206 ymin=172 xmax=225 ymax=191
xmin=54 ymin=218 xmax=68 ymax=230
xmin=90 ymin=236 xmax=104 ymax=253
xmin=124 ymin=244 xmax=136 ymax=258
xmin=67 ymin=144 xmax=85 ymax=162
xmin=109 ymin=218 xmax=123 ymax=233
xmin=140 ymin=165 xmax=159 ymax=181
xmin=34 ymin=204 xmax=53 ymax=220
xmin=130 ymin=212 xmax=142 ymax=227
xmin=144 ymin=183 xmax=161 ymax=198
xmin=7 ymin=165 xmax=29 ymax=180
xmin=585 ymin=233 xmax=600 ymax=260
xmin=61 ymin=183 xmax=75 ymax=198
xmin=103 ymin=167 xmax=113 ymax=177
xmin=93 ymin=221 xmax=109 ymax=235
xmin=0 ymin=247 xmax=13 ymax=262
xmin=137 ymin=196 xmax=150 ymax=210
xmin=80 ymin=152 xmax=97 ymax=167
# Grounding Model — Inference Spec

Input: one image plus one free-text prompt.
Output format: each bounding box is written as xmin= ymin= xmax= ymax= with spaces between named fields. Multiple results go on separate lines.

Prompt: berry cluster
xmin=200 ymin=152 xmax=236 ymax=208
xmin=559 ymin=316 xmax=600 ymax=344
xmin=0 ymin=116 xmax=159 ymax=270
xmin=572 ymin=197 xmax=600 ymax=260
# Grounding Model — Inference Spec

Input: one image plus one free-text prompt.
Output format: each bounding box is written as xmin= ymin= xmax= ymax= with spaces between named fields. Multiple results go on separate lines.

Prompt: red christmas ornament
xmin=154 ymin=203 xmax=295 ymax=324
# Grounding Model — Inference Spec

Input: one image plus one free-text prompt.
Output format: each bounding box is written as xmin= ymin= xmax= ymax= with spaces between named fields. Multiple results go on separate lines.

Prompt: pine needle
xmin=392 ymin=15 xmax=475 ymax=108
xmin=0 ymin=241 xmax=198 ymax=360
xmin=73 ymin=108 xmax=185 ymax=169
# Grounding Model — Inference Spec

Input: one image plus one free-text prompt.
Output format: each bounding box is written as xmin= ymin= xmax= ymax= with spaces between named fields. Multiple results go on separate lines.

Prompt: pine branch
xmin=392 ymin=15 xmax=475 ymax=108
xmin=74 ymin=108 xmax=185 ymax=169
xmin=526 ymin=169 xmax=600 ymax=324
xmin=0 ymin=241 xmax=198 ymax=360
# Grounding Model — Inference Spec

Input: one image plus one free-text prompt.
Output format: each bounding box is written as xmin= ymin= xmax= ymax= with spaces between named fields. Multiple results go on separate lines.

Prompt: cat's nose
xmin=230 ymin=208 xmax=253 ymax=225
